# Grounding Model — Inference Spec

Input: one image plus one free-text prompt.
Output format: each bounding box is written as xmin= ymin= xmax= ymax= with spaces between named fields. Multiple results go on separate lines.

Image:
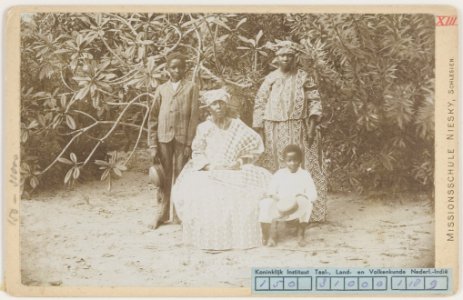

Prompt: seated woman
xmin=172 ymin=89 xmax=272 ymax=250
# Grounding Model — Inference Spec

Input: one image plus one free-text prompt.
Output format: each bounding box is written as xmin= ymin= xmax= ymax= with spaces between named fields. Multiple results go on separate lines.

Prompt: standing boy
xmin=148 ymin=52 xmax=199 ymax=229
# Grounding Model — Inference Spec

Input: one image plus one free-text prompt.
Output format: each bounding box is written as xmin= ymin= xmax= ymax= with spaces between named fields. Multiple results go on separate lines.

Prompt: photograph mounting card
xmin=3 ymin=5 xmax=459 ymax=296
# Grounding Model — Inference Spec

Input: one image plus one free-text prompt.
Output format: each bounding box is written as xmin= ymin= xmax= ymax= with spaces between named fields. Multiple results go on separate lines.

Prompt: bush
xmin=20 ymin=12 xmax=434 ymax=196
xmin=288 ymin=14 xmax=435 ymax=193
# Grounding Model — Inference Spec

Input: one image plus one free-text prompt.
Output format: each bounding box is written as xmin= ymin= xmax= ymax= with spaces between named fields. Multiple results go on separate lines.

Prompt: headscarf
xmin=266 ymin=40 xmax=302 ymax=56
xmin=275 ymin=41 xmax=299 ymax=56
xmin=201 ymin=88 xmax=231 ymax=107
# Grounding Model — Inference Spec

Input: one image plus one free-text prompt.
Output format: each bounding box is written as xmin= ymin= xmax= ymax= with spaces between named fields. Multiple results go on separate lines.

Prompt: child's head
xmin=282 ymin=144 xmax=302 ymax=173
xmin=166 ymin=52 xmax=187 ymax=82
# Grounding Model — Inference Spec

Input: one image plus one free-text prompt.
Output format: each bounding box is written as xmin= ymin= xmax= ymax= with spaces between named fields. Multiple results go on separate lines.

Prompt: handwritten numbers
xmin=8 ymin=208 xmax=19 ymax=225
xmin=270 ymin=277 xmax=283 ymax=290
xmin=284 ymin=278 xmax=297 ymax=290
xmin=436 ymin=16 xmax=458 ymax=26
xmin=331 ymin=277 xmax=344 ymax=290
xmin=392 ymin=277 xmax=405 ymax=290
xmin=255 ymin=277 xmax=269 ymax=290
xmin=9 ymin=154 xmax=19 ymax=187
xmin=373 ymin=277 xmax=387 ymax=290
xmin=317 ymin=277 xmax=330 ymax=290
xmin=407 ymin=277 xmax=424 ymax=289
xmin=253 ymin=270 xmax=450 ymax=293
xmin=425 ymin=277 xmax=447 ymax=290
xmin=8 ymin=155 xmax=20 ymax=227
xmin=345 ymin=277 xmax=358 ymax=290
xmin=359 ymin=277 xmax=373 ymax=290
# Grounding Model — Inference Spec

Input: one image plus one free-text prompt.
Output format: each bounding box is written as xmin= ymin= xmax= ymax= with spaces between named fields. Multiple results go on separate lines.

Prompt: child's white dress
xmin=259 ymin=167 xmax=317 ymax=223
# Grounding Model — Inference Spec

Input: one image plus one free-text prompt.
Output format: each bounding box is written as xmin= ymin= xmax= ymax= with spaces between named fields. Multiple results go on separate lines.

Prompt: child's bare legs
xmin=267 ymin=221 xmax=278 ymax=247
xmin=297 ymin=222 xmax=308 ymax=247
xmin=295 ymin=195 xmax=312 ymax=246
xmin=260 ymin=223 xmax=271 ymax=246
xmin=259 ymin=221 xmax=279 ymax=247
xmin=259 ymin=197 xmax=278 ymax=246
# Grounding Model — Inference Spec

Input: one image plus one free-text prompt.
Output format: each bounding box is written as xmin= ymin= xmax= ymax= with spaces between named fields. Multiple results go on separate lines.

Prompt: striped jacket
xmin=148 ymin=80 xmax=200 ymax=147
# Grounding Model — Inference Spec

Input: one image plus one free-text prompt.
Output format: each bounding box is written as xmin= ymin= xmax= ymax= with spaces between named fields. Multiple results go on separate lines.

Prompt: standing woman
xmin=252 ymin=41 xmax=327 ymax=222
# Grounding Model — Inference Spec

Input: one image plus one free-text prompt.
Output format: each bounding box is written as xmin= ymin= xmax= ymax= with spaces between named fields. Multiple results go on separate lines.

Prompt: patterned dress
xmin=172 ymin=118 xmax=272 ymax=250
xmin=253 ymin=68 xmax=327 ymax=222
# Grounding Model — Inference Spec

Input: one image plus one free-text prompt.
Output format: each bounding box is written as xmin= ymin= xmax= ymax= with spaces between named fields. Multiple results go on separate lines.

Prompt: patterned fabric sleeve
xmin=252 ymin=76 xmax=273 ymax=128
xmin=235 ymin=120 xmax=265 ymax=164
xmin=191 ymin=123 xmax=210 ymax=170
xmin=147 ymin=87 xmax=161 ymax=147
xmin=303 ymin=74 xmax=322 ymax=120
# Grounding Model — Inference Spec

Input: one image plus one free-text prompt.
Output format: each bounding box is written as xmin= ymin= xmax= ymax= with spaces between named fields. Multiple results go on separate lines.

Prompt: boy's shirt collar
xmin=168 ymin=79 xmax=184 ymax=94
xmin=171 ymin=80 xmax=181 ymax=91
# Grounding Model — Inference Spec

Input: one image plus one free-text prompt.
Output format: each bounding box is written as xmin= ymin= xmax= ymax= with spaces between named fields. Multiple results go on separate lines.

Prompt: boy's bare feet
xmin=149 ymin=210 xmax=167 ymax=230
xmin=297 ymin=222 xmax=308 ymax=247
xmin=149 ymin=219 xmax=161 ymax=230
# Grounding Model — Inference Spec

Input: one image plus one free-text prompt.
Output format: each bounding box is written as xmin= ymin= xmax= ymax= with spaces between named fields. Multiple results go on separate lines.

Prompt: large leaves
xmin=21 ymin=12 xmax=435 ymax=196
xmin=73 ymin=60 xmax=115 ymax=104
xmin=95 ymin=151 xmax=128 ymax=191
xmin=289 ymin=13 xmax=435 ymax=192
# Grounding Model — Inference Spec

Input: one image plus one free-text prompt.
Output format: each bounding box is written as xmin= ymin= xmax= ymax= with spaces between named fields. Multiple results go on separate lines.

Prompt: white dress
xmin=172 ymin=118 xmax=272 ymax=250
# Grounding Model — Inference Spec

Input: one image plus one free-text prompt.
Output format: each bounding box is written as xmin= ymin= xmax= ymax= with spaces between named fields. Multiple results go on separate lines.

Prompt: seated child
xmin=259 ymin=144 xmax=317 ymax=247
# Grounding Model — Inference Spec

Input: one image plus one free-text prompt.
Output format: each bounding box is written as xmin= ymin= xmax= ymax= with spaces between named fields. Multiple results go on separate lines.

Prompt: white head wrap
xmin=202 ymin=89 xmax=231 ymax=107
xmin=267 ymin=40 xmax=301 ymax=56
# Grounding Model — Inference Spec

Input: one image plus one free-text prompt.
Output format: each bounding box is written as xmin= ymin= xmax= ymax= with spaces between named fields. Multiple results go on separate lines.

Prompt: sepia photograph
xmin=13 ymin=8 xmax=440 ymax=290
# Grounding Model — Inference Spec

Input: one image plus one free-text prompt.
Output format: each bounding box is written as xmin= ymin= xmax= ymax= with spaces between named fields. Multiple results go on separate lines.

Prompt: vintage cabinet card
xmin=3 ymin=5 xmax=459 ymax=296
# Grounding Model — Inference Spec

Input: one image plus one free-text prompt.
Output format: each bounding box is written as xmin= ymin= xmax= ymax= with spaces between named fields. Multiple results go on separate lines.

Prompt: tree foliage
xmin=20 ymin=13 xmax=434 ymax=197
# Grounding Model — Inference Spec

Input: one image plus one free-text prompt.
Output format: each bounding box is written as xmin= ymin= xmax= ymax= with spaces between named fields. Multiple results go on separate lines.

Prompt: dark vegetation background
xmin=20 ymin=13 xmax=435 ymax=197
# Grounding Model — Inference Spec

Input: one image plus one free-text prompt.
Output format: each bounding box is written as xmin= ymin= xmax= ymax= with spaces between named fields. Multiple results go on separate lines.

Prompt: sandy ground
xmin=20 ymin=170 xmax=434 ymax=288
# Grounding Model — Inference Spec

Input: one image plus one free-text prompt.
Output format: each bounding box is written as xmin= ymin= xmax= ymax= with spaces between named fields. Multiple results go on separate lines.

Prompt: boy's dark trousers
xmin=158 ymin=139 xmax=189 ymax=222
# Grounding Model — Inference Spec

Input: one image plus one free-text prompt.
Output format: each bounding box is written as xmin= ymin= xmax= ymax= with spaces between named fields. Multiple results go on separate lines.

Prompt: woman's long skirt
xmin=172 ymin=164 xmax=272 ymax=250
